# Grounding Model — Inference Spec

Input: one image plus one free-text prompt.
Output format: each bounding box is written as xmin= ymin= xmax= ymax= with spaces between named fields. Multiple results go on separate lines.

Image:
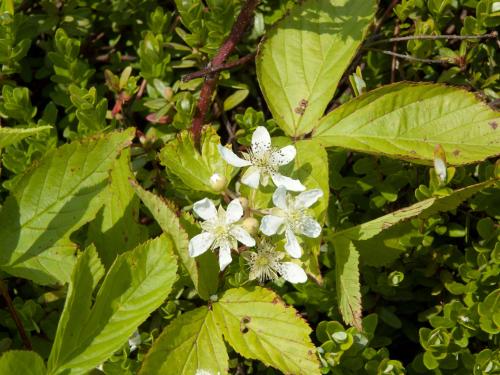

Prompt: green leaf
xmin=0 ymin=0 xmax=14 ymax=14
xmin=0 ymin=129 xmax=135 ymax=285
xmin=0 ymin=351 xmax=46 ymax=375
xmin=313 ymin=83 xmax=500 ymax=165
xmin=335 ymin=179 xmax=498 ymax=242
xmin=331 ymin=236 xmax=362 ymax=330
xmin=212 ymin=286 xmax=320 ymax=375
xmin=0 ymin=126 xmax=52 ymax=149
xmin=478 ymin=289 xmax=500 ymax=334
xmin=140 ymin=307 xmax=228 ymax=375
xmin=48 ymin=235 xmax=177 ymax=375
xmin=329 ymin=179 xmax=497 ymax=326
xmin=132 ymin=182 xmax=218 ymax=300
xmin=159 ymin=127 xmax=236 ymax=194
xmin=223 ymin=89 xmax=249 ymax=112
xmin=256 ymin=0 xmax=376 ymax=137
xmin=88 ymin=149 xmax=148 ymax=268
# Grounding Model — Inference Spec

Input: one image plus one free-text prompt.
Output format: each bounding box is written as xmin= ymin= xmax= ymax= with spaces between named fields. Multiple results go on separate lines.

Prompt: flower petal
xmin=251 ymin=126 xmax=271 ymax=155
xmin=279 ymin=262 xmax=308 ymax=283
xmin=260 ymin=215 xmax=285 ymax=236
xmin=241 ymin=166 xmax=261 ymax=188
xmin=188 ymin=232 xmax=215 ymax=257
xmin=193 ymin=198 xmax=217 ymax=220
xmin=272 ymin=185 xmax=288 ymax=209
xmin=225 ymin=199 xmax=243 ymax=224
xmin=218 ymin=144 xmax=251 ymax=167
xmin=299 ymin=216 xmax=322 ymax=238
xmin=271 ymin=173 xmax=306 ymax=192
xmin=218 ymin=241 xmax=232 ymax=271
xmin=285 ymin=228 xmax=302 ymax=258
xmin=230 ymin=226 xmax=256 ymax=247
xmin=295 ymin=189 xmax=323 ymax=209
xmin=270 ymin=145 xmax=296 ymax=166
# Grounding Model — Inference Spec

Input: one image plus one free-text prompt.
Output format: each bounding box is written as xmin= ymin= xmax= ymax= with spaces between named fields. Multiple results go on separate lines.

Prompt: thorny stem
xmin=0 ymin=279 xmax=32 ymax=350
xmin=190 ymin=0 xmax=259 ymax=146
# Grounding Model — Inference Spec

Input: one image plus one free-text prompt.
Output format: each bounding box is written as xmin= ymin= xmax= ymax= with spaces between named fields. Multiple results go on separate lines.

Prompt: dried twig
xmin=366 ymin=31 xmax=498 ymax=46
xmin=191 ymin=0 xmax=259 ymax=145
xmin=0 ymin=279 xmax=32 ymax=350
xmin=366 ymin=48 xmax=450 ymax=64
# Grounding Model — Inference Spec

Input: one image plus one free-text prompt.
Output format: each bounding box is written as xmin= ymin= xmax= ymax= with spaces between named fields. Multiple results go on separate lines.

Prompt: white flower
xmin=243 ymin=240 xmax=307 ymax=284
xmin=189 ymin=198 xmax=255 ymax=270
xmin=260 ymin=186 xmax=323 ymax=258
xmin=217 ymin=126 xmax=305 ymax=191
xmin=128 ymin=330 xmax=141 ymax=352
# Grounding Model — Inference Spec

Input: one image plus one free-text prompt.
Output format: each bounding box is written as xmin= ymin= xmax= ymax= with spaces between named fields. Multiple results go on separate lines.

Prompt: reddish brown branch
xmin=183 ymin=52 xmax=256 ymax=82
xmin=0 ymin=279 xmax=32 ymax=350
xmin=191 ymin=0 xmax=259 ymax=145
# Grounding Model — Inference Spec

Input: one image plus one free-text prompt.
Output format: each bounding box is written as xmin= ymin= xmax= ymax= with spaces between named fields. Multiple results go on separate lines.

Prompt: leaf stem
xmin=0 ymin=279 xmax=32 ymax=350
xmin=190 ymin=0 xmax=259 ymax=146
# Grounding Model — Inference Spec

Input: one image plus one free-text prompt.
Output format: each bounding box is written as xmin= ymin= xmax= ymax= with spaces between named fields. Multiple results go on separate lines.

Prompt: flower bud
xmin=209 ymin=173 xmax=227 ymax=192
xmin=241 ymin=217 xmax=259 ymax=236
xmin=164 ymin=87 xmax=174 ymax=100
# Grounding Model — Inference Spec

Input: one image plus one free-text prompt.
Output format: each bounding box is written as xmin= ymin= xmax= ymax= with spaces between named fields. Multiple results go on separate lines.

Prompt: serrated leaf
xmin=336 ymin=179 xmax=498 ymax=242
xmin=47 ymin=235 xmax=177 ymax=375
xmin=256 ymin=0 xmax=376 ymax=136
xmin=0 ymin=126 xmax=52 ymax=149
xmin=88 ymin=149 xmax=148 ymax=268
xmin=313 ymin=83 xmax=500 ymax=165
xmin=0 ymin=350 xmax=46 ymax=375
xmin=132 ymin=182 xmax=218 ymax=300
xmin=159 ymin=127 xmax=236 ymax=194
xmin=331 ymin=236 xmax=362 ymax=330
xmin=0 ymin=129 xmax=135 ymax=285
xmin=329 ymin=179 xmax=497 ymax=327
xmin=212 ymin=286 xmax=320 ymax=375
xmin=140 ymin=307 xmax=228 ymax=375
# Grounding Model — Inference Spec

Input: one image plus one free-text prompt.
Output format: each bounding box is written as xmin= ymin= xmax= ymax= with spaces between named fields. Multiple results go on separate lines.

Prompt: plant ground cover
xmin=0 ymin=0 xmax=499 ymax=374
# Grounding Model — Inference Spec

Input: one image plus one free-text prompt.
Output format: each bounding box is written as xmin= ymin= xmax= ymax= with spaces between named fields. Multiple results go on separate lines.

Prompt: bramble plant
xmin=0 ymin=0 xmax=499 ymax=374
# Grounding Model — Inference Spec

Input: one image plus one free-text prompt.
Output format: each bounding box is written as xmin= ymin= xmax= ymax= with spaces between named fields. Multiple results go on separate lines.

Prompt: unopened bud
xmin=209 ymin=173 xmax=226 ymax=192
xmin=164 ymin=87 xmax=174 ymax=100
xmin=241 ymin=217 xmax=259 ymax=235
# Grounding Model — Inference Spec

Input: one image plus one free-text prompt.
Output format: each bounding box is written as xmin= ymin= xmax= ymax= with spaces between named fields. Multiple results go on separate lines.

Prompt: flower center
xmin=247 ymin=147 xmax=279 ymax=175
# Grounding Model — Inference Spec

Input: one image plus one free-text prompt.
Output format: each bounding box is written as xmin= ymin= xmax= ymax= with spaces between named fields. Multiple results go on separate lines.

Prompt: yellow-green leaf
xmin=140 ymin=307 xmax=228 ymax=375
xmin=313 ymin=83 xmax=500 ymax=165
xmin=256 ymin=0 xmax=376 ymax=137
xmin=212 ymin=286 xmax=320 ymax=375
xmin=0 ymin=129 xmax=135 ymax=285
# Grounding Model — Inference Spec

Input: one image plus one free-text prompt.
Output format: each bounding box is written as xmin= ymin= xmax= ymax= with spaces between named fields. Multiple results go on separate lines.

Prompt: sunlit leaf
xmin=257 ymin=0 xmax=376 ymax=136
xmin=140 ymin=307 xmax=228 ymax=375
xmin=0 ymin=129 xmax=135 ymax=285
xmin=48 ymin=235 xmax=177 ymax=375
xmin=212 ymin=286 xmax=320 ymax=375
xmin=314 ymin=83 xmax=500 ymax=165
